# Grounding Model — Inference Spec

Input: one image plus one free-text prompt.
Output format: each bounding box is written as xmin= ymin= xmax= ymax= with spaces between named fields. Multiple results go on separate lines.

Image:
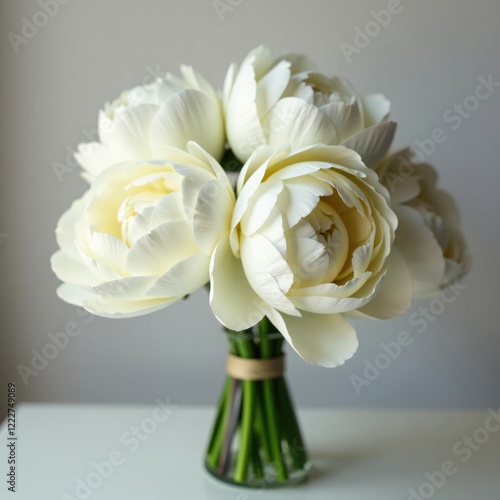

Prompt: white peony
xmin=76 ymin=66 xmax=225 ymax=182
xmin=224 ymin=46 xmax=395 ymax=167
xmin=209 ymin=144 xmax=412 ymax=367
xmin=51 ymin=143 xmax=235 ymax=317
xmin=376 ymin=149 xmax=469 ymax=298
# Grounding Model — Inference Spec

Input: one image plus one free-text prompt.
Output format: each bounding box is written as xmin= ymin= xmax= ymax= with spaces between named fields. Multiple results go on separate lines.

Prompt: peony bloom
xmin=376 ymin=149 xmax=469 ymax=298
xmin=224 ymin=46 xmax=395 ymax=167
xmin=76 ymin=66 xmax=225 ymax=182
xmin=51 ymin=143 xmax=235 ymax=317
xmin=209 ymin=144 xmax=412 ymax=367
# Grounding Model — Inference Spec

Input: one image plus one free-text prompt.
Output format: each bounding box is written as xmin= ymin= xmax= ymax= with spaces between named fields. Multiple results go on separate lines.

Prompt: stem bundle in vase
xmin=205 ymin=318 xmax=310 ymax=486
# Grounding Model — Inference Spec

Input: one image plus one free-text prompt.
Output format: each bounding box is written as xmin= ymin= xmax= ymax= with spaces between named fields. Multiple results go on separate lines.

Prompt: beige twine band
xmin=226 ymin=353 xmax=285 ymax=381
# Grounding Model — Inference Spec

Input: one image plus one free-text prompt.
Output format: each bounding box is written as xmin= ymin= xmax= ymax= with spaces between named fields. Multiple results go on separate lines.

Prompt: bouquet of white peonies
xmin=51 ymin=46 xmax=469 ymax=486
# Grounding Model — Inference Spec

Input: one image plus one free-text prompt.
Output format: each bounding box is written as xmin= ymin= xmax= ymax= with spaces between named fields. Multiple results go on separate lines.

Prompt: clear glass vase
xmin=205 ymin=320 xmax=310 ymax=488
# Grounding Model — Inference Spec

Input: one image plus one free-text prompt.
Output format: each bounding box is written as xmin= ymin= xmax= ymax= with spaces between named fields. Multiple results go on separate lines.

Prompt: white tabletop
xmin=1 ymin=404 xmax=499 ymax=499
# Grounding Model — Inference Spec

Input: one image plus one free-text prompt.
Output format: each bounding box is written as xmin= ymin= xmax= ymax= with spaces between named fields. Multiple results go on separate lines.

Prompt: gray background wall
xmin=1 ymin=0 xmax=499 ymax=417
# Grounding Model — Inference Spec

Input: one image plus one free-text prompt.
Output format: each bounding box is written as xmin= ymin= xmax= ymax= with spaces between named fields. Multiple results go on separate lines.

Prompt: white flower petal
xmin=56 ymin=283 xmax=88 ymax=307
xmin=285 ymin=236 xmax=329 ymax=287
xmin=55 ymin=195 xmax=89 ymax=259
xmin=288 ymin=272 xmax=376 ymax=313
xmin=51 ymin=250 xmax=101 ymax=287
xmin=82 ymin=295 xmax=171 ymax=319
xmin=174 ymin=163 xmax=214 ymax=221
xmin=75 ymin=142 xmax=112 ymax=182
xmin=225 ymin=56 xmax=266 ymax=162
xmin=232 ymin=156 xmax=273 ymax=230
xmin=91 ymin=276 xmax=157 ymax=299
xmin=193 ymin=179 xmax=233 ymax=254
xmin=240 ymin=234 xmax=298 ymax=316
xmin=222 ymin=62 xmax=237 ymax=112
xmin=357 ymin=247 xmax=413 ymax=319
xmin=150 ymin=89 xmax=224 ymax=160
xmin=320 ymin=101 xmax=363 ymax=143
xmin=267 ymin=309 xmax=359 ymax=368
xmin=292 ymin=272 xmax=372 ymax=299
xmin=148 ymin=253 xmax=210 ymax=297
xmin=150 ymin=192 xmax=186 ymax=226
xmin=210 ymin=235 xmax=266 ymax=330
xmin=361 ymin=94 xmax=391 ymax=127
xmin=180 ymin=65 xmax=220 ymax=105
xmin=247 ymin=46 xmax=273 ymax=79
xmin=241 ymin=180 xmax=284 ymax=236
xmin=279 ymin=176 xmax=333 ymax=228
xmin=102 ymin=104 xmax=157 ymax=160
xmin=235 ymin=145 xmax=275 ymax=194
xmin=255 ymin=59 xmax=291 ymax=117
xmin=87 ymin=232 xmax=128 ymax=275
xmin=270 ymin=160 xmax=332 ymax=181
xmin=394 ymin=205 xmax=446 ymax=297
xmin=125 ymin=221 xmax=198 ymax=276
xmin=264 ymin=97 xmax=337 ymax=151
xmin=343 ymin=121 xmax=396 ymax=169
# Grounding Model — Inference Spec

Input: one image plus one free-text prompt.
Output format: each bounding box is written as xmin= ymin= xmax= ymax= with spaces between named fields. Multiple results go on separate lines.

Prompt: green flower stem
xmin=258 ymin=317 xmax=273 ymax=356
xmin=259 ymin=319 xmax=288 ymax=482
xmin=206 ymin=377 xmax=231 ymax=468
xmin=218 ymin=378 xmax=241 ymax=475
xmin=236 ymin=333 xmax=257 ymax=483
xmin=255 ymin=383 xmax=273 ymax=462
xmin=251 ymin=430 xmax=264 ymax=479
xmin=234 ymin=379 xmax=256 ymax=483
xmin=277 ymin=377 xmax=307 ymax=469
xmin=263 ymin=379 xmax=288 ymax=481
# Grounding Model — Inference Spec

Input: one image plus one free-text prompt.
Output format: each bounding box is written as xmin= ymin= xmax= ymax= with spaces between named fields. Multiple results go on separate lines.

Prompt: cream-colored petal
xmin=150 ymin=89 xmax=224 ymax=160
xmin=236 ymin=145 xmax=276 ymax=195
xmin=394 ymin=205 xmax=446 ymax=297
xmin=180 ymin=65 xmax=220 ymax=105
xmin=51 ymin=250 xmax=101 ymax=287
xmin=278 ymin=176 xmax=332 ymax=228
xmin=240 ymin=234 xmax=299 ymax=316
xmin=241 ymin=179 xmax=284 ymax=236
xmin=55 ymin=194 xmax=89 ymax=259
xmin=209 ymin=235 xmax=266 ymax=330
xmin=193 ymin=179 xmax=234 ymax=254
xmin=361 ymin=94 xmax=391 ymax=127
xmin=173 ymin=163 xmax=214 ymax=221
xmin=125 ymin=221 xmax=198 ymax=276
xmin=357 ymin=248 xmax=413 ymax=319
xmin=343 ymin=121 xmax=396 ymax=169
xmin=75 ymin=142 xmax=112 ymax=182
xmin=222 ymin=62 xmax=237 ymax=112
xmin=87 ymin=232 xmax=128 ymax=276
xmin=264 ymin=97 xmax=337 ymax=150
xmin=267 ymin=309 xmax=359 ymax=368
xmin=289 ymin=277 xmax=377 ymax=314
xmin=148 ymin=253 xmax=210 ymax=298
xmin=225 ymin=55 xmax=266 ymax=162
xmin=82 ymin=295 xmax=172 ymax=318
xmin=91 ymin=276 xmax=157 ymax=300
xmin=320 ymin=101 xmax=363 ymax=143
xmin=102 ymin=104 xmax=157 ymax=160
xmin=56 ymin=283 xmax=88 ymax=307
xmin=150 ymin=192 xmax=186 ymax=226
xmin=255 ymin=59 xmax=290 ymax=117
